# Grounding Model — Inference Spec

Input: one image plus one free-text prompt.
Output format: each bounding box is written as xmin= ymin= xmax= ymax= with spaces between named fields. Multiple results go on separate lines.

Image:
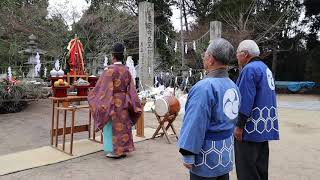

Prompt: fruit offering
xmin=54 ymin=79 xmax=69 ymax=87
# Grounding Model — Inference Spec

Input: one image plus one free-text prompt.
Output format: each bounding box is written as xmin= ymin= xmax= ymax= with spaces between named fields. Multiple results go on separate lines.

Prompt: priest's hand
xmin=234 ymin=127 xmax=243 ymax=141
xmin=183 ymin=163 xmax=193 ymax=170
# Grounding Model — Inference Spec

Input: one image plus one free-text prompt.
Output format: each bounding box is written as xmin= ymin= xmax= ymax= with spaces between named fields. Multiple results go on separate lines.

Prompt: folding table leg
xmin=51 ymin=101 xmax=55 ymax=145
xmin=55 ymin=102 xmax=60 ymax=147
xmin=62 ymin=110 xmax=67 ymax=150
xmin=70 ymin=110 xmax=75 ymax=155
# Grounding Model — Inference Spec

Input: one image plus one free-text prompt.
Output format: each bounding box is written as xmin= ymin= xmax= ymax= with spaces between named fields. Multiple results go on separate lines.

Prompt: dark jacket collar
xmin=205 ymin=68 xmax=229 ymax=78
xmin=246 ymin=56 xmax=261 ymax=66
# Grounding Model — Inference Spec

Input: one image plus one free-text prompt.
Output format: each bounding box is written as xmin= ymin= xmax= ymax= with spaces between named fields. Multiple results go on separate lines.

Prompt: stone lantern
xmin=19 ymin=34 xmax=47 ymax=78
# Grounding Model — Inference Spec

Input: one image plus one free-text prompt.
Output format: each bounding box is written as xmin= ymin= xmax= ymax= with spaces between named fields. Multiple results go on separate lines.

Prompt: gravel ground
xmin=0 ymin=94 xmax=319 ymax=180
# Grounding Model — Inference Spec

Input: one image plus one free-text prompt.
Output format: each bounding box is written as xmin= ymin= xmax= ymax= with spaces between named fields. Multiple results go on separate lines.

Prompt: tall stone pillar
xmin=139 ymin=1 xmax=154 ymax=89
xmin=210 ymin=21 xmax=222 ymax=40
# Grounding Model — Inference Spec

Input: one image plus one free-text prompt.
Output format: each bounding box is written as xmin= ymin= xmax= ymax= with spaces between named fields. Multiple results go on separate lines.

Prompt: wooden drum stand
xmin=151 ymin=96 xmax=180 ymax=144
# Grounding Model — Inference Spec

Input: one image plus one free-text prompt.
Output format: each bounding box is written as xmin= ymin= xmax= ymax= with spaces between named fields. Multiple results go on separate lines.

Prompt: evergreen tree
xmin=81 ymin=0 xmax=176 ymax=71
xmin=0 ymin=0 xmax=69 ymax=73
xmin=303 ymin=0 xmax=320 ymax=82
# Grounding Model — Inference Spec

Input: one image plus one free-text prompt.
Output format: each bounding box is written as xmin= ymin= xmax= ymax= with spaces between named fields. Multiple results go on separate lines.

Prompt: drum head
xmin=155 ymin=98 xmax=169 ymax=116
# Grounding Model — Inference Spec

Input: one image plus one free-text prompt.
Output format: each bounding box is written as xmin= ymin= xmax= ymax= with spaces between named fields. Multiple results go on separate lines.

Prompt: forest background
xmin=0 ymin=0 xmax=319 ymax=82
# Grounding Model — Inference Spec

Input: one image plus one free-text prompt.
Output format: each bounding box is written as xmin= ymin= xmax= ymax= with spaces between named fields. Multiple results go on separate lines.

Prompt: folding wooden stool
xmin=151 ymin=96 xmax=180 ymax=144
xmin=151 ymin=111 xmax=179 ymax=144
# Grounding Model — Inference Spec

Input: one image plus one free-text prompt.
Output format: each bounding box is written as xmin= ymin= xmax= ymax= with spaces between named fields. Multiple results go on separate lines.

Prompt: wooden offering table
xmin=49 ymin=96 xmax=102 ymax=155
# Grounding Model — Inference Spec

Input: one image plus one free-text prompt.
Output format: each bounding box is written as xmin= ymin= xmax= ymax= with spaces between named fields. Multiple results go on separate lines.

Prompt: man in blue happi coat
xmin=234 ymin=40 xmax=280 ymax=180
xmin=178 ymin=38 xmax=240 ymax=180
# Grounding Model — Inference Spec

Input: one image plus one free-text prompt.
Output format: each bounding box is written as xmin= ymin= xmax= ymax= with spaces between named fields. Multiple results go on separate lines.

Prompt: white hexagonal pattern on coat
xmin=245 ymin=106 xmax=279 ymax=134
xmin=194 ymin=137 xmax=234 ymax=170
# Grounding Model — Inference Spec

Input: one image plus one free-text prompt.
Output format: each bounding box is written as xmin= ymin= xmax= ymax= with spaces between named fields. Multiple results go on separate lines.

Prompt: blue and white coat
xmin=178 ymin=71 xmax=240 ymax=178
xmin=236 ymin=58 xmax=280 ymax=142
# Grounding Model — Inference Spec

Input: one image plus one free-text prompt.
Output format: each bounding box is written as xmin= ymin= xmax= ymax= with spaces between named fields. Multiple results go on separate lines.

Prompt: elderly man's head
xmin=203 ymin=38 xmax=235 ymax=70
xmin=236 ymin=40 xmax=260 ymax=67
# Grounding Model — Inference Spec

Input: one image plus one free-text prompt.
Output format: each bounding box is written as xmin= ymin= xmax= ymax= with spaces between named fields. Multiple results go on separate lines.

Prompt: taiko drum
xmin=155 ymin=96 xmax=181 ymax=117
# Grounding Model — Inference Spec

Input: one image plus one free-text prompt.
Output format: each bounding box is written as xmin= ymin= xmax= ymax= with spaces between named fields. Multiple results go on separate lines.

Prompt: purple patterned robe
xmin=88 ymin=64 xmax=142 ymax=155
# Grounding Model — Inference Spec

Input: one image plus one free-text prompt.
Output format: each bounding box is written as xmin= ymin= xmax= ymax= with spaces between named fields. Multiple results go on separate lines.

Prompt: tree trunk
xmin=272 ymin=46 xmax=277 ymax=78
xmin=182 ymin=0 xmax=189 ymax=35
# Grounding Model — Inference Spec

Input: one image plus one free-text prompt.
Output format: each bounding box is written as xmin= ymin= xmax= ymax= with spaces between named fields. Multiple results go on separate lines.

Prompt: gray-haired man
xmin=234 ymin=40 xmax=280 ymax=180
xmin=178 ymin=38 xmax=240 ymax=180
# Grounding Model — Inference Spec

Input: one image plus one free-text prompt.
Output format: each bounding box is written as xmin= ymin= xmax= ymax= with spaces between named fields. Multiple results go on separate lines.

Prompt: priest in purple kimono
xmin=88 ymin=43 xmax=142 ymax=158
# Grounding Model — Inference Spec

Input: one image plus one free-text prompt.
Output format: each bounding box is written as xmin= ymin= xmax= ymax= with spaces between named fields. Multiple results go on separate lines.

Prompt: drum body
xmin=155 ymin=96 xmax=181 ymax=116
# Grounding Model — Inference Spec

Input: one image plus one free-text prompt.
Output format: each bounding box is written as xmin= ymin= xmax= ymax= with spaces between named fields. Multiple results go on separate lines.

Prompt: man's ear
xmin=210 ymin=55 xmax=216 ymax=66
xmin=244 ymin=51 xmax=249 ymax=58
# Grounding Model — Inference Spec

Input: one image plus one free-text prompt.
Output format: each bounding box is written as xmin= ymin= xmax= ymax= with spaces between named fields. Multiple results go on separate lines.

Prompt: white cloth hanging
xmin=126 ymin=56 xmax=136 ymax=82
xmin=44 ymin=67 xmax=47 ymax=77
xmin=174 ymin=42 xmax=178 ymax=52
xmin=104 ymin=56 xmax=109 ymax=68
xmin=34 ymin=52 xmax=41 ymax=77
xmin=7 ymin=66 xmax=12 ymax=81
xmin=185 ymin=43 xmax=188 ymax=54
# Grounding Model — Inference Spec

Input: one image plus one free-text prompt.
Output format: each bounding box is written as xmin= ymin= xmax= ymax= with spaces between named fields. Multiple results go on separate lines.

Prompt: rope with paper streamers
xmin=154 ymin=26 xmax=210 ymax=54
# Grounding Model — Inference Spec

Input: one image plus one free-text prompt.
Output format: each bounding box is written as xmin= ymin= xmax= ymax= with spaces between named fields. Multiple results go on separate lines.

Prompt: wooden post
xmin=210 ymin=21 xmax=222 ymax=40
xmin=139 ymin=1 xmax=154 ymax=89
xmin=136 ymin=102 xmax=145 ymax=137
